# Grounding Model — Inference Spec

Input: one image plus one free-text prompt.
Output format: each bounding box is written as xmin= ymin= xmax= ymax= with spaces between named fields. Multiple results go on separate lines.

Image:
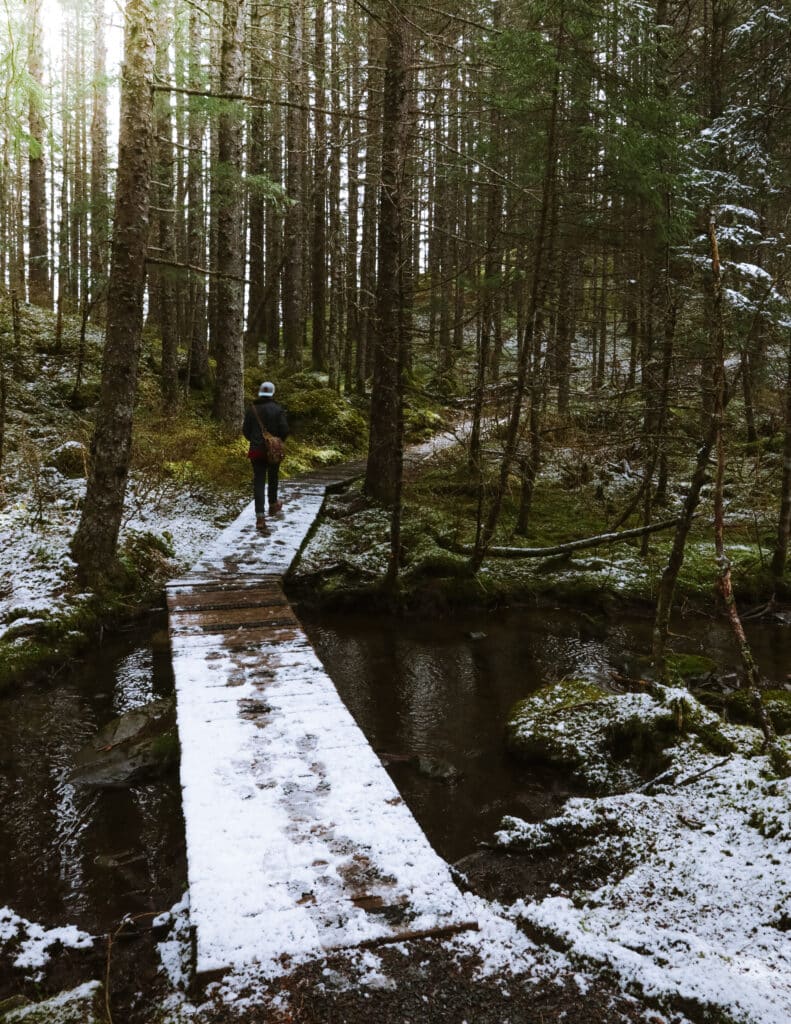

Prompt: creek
xmin=0 ymin=615 xmax=186 ymax=935
xmin=2 ymin=604 xmax=790 ymax=932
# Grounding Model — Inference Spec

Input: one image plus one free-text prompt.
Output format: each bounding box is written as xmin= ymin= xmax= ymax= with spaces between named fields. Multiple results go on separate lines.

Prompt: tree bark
xmin=186 ymin=2 xmax=209 ymax=388
xmin=652 ymin=216 xmax=720 ymax=661
xmin=444 ymin=516 xmax=686 ymax=559
xmin=27 ymin=0 xmax=50 ymax=306
xmin=71 ymin=0 xmax=156 ymax=582
xmin=245 ymin=0 xmax=267 ymax=366
xmin=357 ymin=17 xmax=382 ymax=392
xmin=327 ymin=0 xmax=344 ymax=391
xmin=263 ymin=0 xmax=284 ymax=361
xmin=211 ymin=0 xmax=246 ymax=426
xmin=282 ymin=0 xmax=306 ymax=368
xmin=364 ymin=4 xmax=410 ymax=508
xmin=342 ymin=10 xmax=360 ymax=391
xmin=311 ymin=0 xmax=328 ymax=372
xmin=153 ymin=0 xmax=179 ymax=411
xmin=771 ymin=335 xmax=791 ymax=581
xmin=469 ymin=17 xmax=563 ymax=569
xmin=90 ymin=0 xmax=109 ymax=317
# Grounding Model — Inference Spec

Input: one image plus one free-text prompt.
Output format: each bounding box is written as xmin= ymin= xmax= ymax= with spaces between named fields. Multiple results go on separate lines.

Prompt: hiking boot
xmin=269 ymin=501 xmax=283 ymax=514
xmin=255 ymin=514 xmax=267 ymax=531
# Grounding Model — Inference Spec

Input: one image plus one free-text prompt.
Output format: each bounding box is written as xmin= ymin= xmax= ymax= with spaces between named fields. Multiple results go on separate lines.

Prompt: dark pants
xmin=252 ymin=460 xmax=279 ymax=514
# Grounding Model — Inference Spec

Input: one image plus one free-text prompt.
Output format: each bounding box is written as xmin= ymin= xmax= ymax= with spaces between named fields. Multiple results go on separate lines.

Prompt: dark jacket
xmin=243 ymin=397 xmax=290 ymax=453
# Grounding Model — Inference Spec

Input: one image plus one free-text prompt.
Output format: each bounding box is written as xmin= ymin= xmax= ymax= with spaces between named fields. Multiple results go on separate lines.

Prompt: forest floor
xmin=2 ymin=302 xmax=790 ymax=1023
xmin=0 ymin=874 xmax=702 ymax=1024
xmin=3 ymin=709 xmax=789 ymax=1024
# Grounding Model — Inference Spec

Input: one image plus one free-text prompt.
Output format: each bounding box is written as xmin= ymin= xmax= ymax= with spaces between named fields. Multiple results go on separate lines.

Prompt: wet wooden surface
xmin=166 ymin=457 xmax=475 ymax=976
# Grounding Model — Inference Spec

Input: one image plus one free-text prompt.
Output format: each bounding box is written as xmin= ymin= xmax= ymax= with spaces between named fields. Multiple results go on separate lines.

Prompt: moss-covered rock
xmin=44 ymin=442 xmax=88 ymax=479
xmin=665 ymin=653 xmax=718 ymax=684
xmin=506 ymin=678 xmax=735 ymax=793
xmin=69 ymin=697 xmax=177 ymax=787
xmin=276 ymin=377 xmax=367 ymax=450
xmin=0 ymin=982 xmax=107 ymax=1023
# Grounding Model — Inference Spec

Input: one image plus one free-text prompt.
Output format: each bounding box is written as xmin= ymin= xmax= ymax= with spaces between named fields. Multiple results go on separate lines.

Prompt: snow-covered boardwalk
xmin=166 ymin=444 xmax=475 ymax=977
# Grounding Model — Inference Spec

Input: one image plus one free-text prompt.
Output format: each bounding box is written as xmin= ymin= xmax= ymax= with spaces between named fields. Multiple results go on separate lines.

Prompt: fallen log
xmin=440 ymin=515 xmax=687 ymax=560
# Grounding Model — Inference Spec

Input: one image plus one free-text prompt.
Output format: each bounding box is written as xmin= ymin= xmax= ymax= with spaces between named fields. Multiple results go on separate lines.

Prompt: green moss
xmin=506 ymin=679 xmax=735 ymax=794
xmin=403 ymin=404 xmax=445 ymax=442
xmin=149 ymin=730 xmax=180 ymax=767
xmin=404 ymin=552 xmax=471 ymax=579
xmin=739 ymin=433 xmax=784 ymax=456
xmin=0 ymin=983 xmax=107 ymax=1023
xmin=276 ymin=376 xmax=367 ymax=451
xmin=665 ymin=653 xmax=718 ymax=683
xmin=705 ymin=688 xmax=791 ymax=735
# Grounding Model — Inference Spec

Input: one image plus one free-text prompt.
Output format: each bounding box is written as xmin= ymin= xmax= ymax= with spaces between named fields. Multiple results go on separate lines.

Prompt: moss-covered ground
xmin=0 ymin=299 xmax=451 ymax=692
xmin=4 ymin=293 xmax=791 ymax=693
xmin=292 ymin=425 xmax=791 ymax=617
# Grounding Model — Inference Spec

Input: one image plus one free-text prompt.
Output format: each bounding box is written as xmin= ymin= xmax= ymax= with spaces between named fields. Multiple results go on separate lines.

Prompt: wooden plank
xmin=171 ymin=604 xmax=299 ymax=631
xmin=169 ymin=462 xmax=475 ymax=977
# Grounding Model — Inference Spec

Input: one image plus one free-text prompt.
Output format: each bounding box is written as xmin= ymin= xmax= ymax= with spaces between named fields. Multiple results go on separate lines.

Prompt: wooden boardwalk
xmin=166 ymin=448 xmax=475 ymax=976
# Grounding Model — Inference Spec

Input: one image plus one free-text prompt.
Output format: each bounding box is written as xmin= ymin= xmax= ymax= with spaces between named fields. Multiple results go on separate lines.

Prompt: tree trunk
xmin=357 ymin=18 xmax=382 ymax=392
xmin=311 ymin=0 xmax=328 ymax=372
xmin=90 ymin=0 xmax=109 ymax=317
xmin=771 ymin=335 xmax=791 ymax=581
xmin=245 ymin=0 xmax=267 ymax=366
xmin=327 ymin=0 xmax=344 ymax=391
xmin=652 ymin=218 xmax=720 ymax=661
xmin=263 ymin=0 xmax=284 ymax=361
xmin=364 ymin=4 xmax=410 ymax=508
xmin=153 ymin=1 xmax=179 ymax=411
xmin=71 ymin=0 xmax=156 ymax=582
xmin=27 ymin=0 xmax=50 ymax=306
xmin=469 ymin=17 xmax=563 ymax=571
xmin=211 ymin=0 xmax=246 ymax=426
xmin=58 ymin=22 xmax=72 ymax=310
xmin=343 ymin=37 xmax=360 ymax=391
xmin=282 ymin=0 xmax=306 ymax=368
xmin=186 ymin=3 xmax=209 ymax=388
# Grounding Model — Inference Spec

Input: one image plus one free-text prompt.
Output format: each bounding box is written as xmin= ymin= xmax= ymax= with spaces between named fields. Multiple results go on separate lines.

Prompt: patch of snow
xmin=445 ymin=894 xmax=550 ymax=981
xmin=0 ymin=468 xmax=248 ymax=631
xmin=3 ymin=981 xmax=103 ymax=1021
xmin=0 ymin=907 xmax=93 ymax=979
xmin=499 ymin=750 xmax=791 ymax=1024
xmin=155 ymin=892 xmax=193 ymax=993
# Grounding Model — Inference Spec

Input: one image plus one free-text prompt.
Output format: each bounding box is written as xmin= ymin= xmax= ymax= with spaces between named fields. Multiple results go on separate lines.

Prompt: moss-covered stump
xmin=0 ymin=982 xmax=107 ymax=1024
xmin=506 ymin=679 xmax=734 ymax=794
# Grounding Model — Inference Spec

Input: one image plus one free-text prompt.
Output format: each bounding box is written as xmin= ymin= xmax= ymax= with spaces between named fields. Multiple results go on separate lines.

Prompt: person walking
xmin=242 ymin=381 xmax=290 ymax=531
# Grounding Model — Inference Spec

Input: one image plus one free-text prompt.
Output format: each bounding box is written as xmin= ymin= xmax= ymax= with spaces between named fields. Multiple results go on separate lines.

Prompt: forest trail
xmin=165 ymin=431 xmax=477 ymax=978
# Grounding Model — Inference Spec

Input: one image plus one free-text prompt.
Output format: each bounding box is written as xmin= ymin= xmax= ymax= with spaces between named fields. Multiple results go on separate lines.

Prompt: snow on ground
xmin=498 ymin=742 xmax=791 ymax=1024
xmin=0 ymin=907 xmax=93 ymax=979
xmin=0 ymin=470 xmax=246 ymax=639
xmin=3 ymin=421 xmax=789 ymax=1022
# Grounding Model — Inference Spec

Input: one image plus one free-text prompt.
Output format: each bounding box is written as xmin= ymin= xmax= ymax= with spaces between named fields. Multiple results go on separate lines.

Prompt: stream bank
xmin=2 ymin=602 xmax=790 ymax=1022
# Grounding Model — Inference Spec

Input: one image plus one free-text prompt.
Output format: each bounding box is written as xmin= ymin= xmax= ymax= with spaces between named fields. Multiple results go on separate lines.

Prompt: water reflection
xmin=2 ymin=602 xmax=789 ymax=929
xmin=0 ymin=617 xmax=186 ymax=933
xmin=303 ymin=605 xmax=791 ymax=862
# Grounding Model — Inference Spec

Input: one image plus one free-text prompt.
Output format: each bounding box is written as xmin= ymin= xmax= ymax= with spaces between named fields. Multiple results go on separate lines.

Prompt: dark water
xmin=302 ymin=605 xmax=791 ymax=863
xmin=0 ymin=616 xmax=187 ymax=934
xmin=2 ymin=604 xmax=790 ymax=930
